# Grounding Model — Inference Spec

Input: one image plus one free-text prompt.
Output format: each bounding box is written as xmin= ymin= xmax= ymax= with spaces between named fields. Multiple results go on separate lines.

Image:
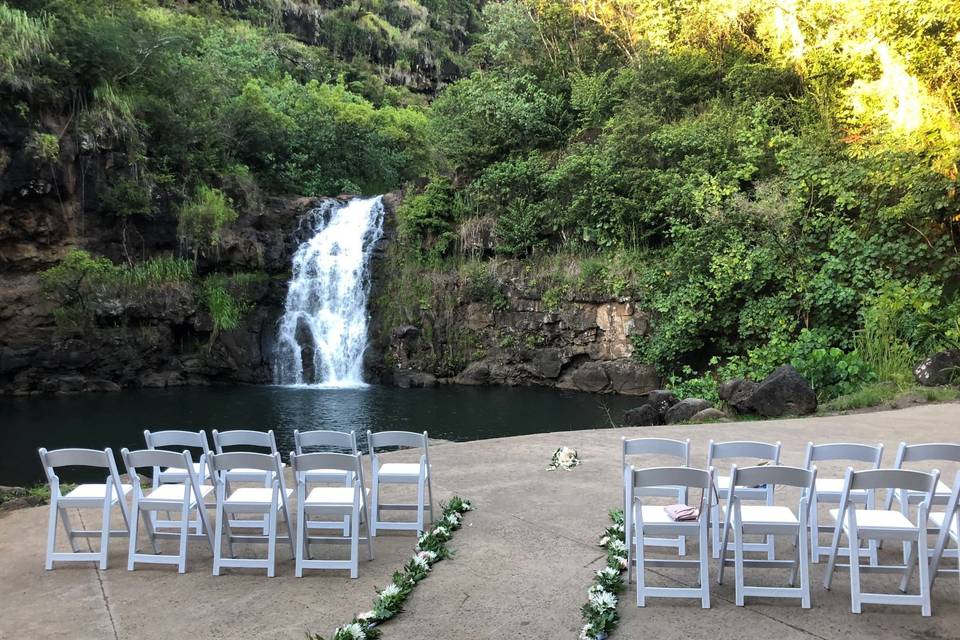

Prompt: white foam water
xmin=273 ymin=196 xmax=385 ymax=387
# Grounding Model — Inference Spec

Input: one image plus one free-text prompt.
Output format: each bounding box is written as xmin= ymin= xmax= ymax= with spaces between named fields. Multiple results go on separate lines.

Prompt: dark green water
xmin=3 ymin=384 xmax=638 ymax=485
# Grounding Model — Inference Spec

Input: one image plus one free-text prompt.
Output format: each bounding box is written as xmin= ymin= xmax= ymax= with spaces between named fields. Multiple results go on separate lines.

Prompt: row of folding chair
xmin=37 ymin=428 xmax=435 ymax=578
xmin=622 ymin=437 xmax=960 ymax=616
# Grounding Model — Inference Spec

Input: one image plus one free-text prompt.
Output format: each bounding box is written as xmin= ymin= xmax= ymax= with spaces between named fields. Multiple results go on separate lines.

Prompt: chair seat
xmin=716 ymin=475 xmax=768 ymax=494
xmin=639 ymin=505 xmax=699 ymax=525
xmin=225 ymin=487 xmax=293 ymax=505
xmin=378 ymin=463 xmax=422 ymax=477
xmin=159 ymin=462 xmax=205 ymax=478
xmin=144 ymin=483 xmax=214 ymax=504
xmin=894 ymin=482 xmax=951 ymax=500
xmin=829 ymin=508 xmax=917 ymax=531
xmin=814 ymin=478 xmax=869 ymax=495
xmin=304 ymin=468 xmax=351 ymax=479
xmin=228 ymin=463 xmax=286 ymax=476
xmin=304 ymin=486 xmax=368 ymax=506
xmin=929 ymin=512 xmax=960 ymax=540
xmin=64 ymin=483 xmax=133 ymax=502
xmin=738 ymin=505 xmax=798 ymax=526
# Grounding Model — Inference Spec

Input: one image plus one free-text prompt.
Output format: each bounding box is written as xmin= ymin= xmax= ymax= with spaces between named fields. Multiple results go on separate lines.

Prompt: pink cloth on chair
xmin=664 ymin=504 xmax=699 ymax=521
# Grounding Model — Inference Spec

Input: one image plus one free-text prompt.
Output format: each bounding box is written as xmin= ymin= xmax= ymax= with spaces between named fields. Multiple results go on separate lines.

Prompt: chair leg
xmin=350 ymin=508 xmax=360 ymax=579
xmin=901 ymin=498 xmax=912 ymax=564
xmin=427 ymin=472 xmax=435 ymax=525
xmin=362 ymin=503 xmax=374 ymax=561
xmin=809 ymin=492 xmax=820 ymax=564
xmin=734 ymin=515 xmax=745 ymax=607
xmin=99 ymin=493 xmax=112 ymax=570
xmin=141 ymin=504 xmax=160 ymax=555
xmin=177 ymin=499 xmax=190 ymax=574
xmin=848 ymin=528 xmax=862 ymax=614
xmin=866 ymin=491 xmax=879 ymax=566
xmin=823 ymin=510 xmax=845 ymax=590
xmin=919 ymin=529 xmax=931 ymax=617
xmin=699 ymin=518 xmax=710 ymax=609
xmin=127 ymin=500 xmax=140 ymax=571
xmin=266 ymin=506 xmax=277 ymax=578
xmin=636 ymin=523 xmax=646 ymax=607
xmin=212 ymin=505 xmax=224 ymax=576
xmin=45 ymin=498 xmax=59 ymax=570
xmin=799 ymin=526 xmax=811 ymax=608
xmin=711 ymin=498 xmax=721 ymax=559
xmin=416 ymin=476 xmax=426 ymax=537
xmin=370 ymin=479 xmax=379 ymax=537
xmin=295 ymin=502 xmax=305 ymax=578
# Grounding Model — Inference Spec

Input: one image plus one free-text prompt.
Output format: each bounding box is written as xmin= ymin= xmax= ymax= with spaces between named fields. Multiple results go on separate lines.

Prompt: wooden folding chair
xmin=367 ymin=430 xmax=434 ymax=536
xmin=622 ymin=437 xmax=691 ymax=556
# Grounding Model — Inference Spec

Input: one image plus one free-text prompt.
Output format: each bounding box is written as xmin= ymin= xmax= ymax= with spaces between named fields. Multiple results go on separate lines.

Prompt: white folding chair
xmin=804 ymin=442 xmax=883 ymax=564
xmin=707 ymin=440 xmax=781 ymax=559
xmin=38 ymin=447 xmax=132 ymax=570
xmin=718 ymin=464 xmax=816 ymax=608
xmin=928 ymin=470 xmax=960 ymax=591
xmin=208 ymin=451 xmax=295 ymax=577
xmin=143 ymin=429 xmax=212 ymax=535
xmin=291 ymin=451 xmax=373 ymax=578
xmin=884 ymin=442 xmax=960 ymax=562
xmin=294 ymin=429 xmax=358 ymax=533
xmin=824 ymin=468 xmax=939 ymax=616
xmin=622 ymin=437 xmax=691 ymax=555
xmin=367 ymin=430 xmax=434 ymax=536
xmin=121 ymin=448 xmax=215 ymax=573
xmin=626 ymin=466 xmax=714 ymax=608
xmin=212 ymin=429 xmax=286 ymax=533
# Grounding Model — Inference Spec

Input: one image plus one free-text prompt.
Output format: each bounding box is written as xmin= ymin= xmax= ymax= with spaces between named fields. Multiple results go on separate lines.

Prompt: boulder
xmin=665 ymin=398 xmax=712 ymax=424
xmin=623 ymin=404 xmax=659 ymax=426
xmin=527 ymin=348 xmax=564 ymax=380
xmin=455 ymin=361 xmax=491 ymax=385
xmin=721 ymin=378 xmax=760 ymax=414
xmin=749 ymin=365 xmax=817 ymax=417
xmin=571 ymin=361 xmax=610 ymax=393
xmin=393 ymin=369 xmax=437 ymax=388
xmin=603 ymin=360 xmax=659 ymax=395
xmin=914 ymin=350 xmax=960 ymax=387
xmin=690 ymin=407 xmax=726 ymax=423
xmin=646 ymin=389 xmax=678 ymax=417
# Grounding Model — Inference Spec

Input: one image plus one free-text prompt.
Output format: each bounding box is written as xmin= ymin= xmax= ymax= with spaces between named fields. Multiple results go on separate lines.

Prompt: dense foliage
xmin=391 ymin=0 xmax=960 ymax=400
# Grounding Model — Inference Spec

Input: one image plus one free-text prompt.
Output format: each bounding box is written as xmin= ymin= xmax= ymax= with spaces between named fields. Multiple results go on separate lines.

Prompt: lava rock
xmin=393 ymin=370 xmax=437 ymax=388
xmin=623 ymin=404 xmax=660 ymax=426
xmin=455 ymin=361 xmax=491 ymax=385
xmin=665 ymin=398 xmax=713 ymax=424
xmin=646 ymin=389 xmax=679 ymax=417
xmin=571 ymin=361 xmax=610 ymax=393
xmin=604 ymin=360 xmax=659 ymax=395
xmin=914 ymin=350 xmax=960 ymax=386
xmin=690 ymin=407 xmax=727 ymax=422
xmin=749 ymin=365 xmax=817 ymax=417
xmin=721 ymin=378 xmax=760 ymax=414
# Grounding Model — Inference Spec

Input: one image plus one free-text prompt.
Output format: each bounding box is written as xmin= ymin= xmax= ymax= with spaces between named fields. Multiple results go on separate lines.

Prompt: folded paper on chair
xmin=664 ymin=504 xmax=699 ymax=521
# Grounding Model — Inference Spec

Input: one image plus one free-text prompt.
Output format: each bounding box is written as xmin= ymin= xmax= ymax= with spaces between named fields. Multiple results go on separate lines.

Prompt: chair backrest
xmin=804 ymin=442 xmax=884 ymax=468
xmin=367 ymin=430 xmax=428 ymax=452
xmin=37 ymin=447 xmax=126 ymax=504
xmin=707 ymin=440 xmax=781 ymax=466
xmin=630 ymin=466 xmax=714 ymax=492
xmin=212 ymin=429 xmax=278 ymax=454
xmin=208 ymin=451 xmax=283 ymax=475
xmin=144 ymin=429 xmax=210 ymax=452
xmin=291 ymin=452 xmax=362 ymax=476
xmin=847 ymin=468 xmax=939 ymax=494
xmin=894 ymin=442 xmax=960 ymax=465
xmin=294 ymin=430 xmax=357 ymax=456
xmin=730 ymin=464 xmax=816 ymax=493
xmin=122 ymin=448 xmax=197 ymax=487
xmin=622 ymin=437 xmax=690 ymax=467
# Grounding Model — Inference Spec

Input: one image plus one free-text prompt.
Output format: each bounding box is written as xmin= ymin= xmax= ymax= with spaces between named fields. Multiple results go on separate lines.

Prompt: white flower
xmin=433 ymin=525 xmax=450 ymax=537
xmin=613 ymin=523 xmax=624 ymax=533
xmin=356 ymin=611 xmax=376 ymax=621
xmin=590 ymin=589 xmax=617 ymax=611
xmin=417 ymin=533 xmax=430 ymax=547
xmin=597 ymin=566 xmax=619 ymax=579
xmin=608 ymin=538 xmax=626 ymax=553
xmin=445 ymin=512 xmax=461 ymax=526
xmin=597 ymin=535 xmax=610 ymax=547
xmin=378 ymin=584 xmax=401 ymax=598
xmin=460 ymin=500 xmax=473 ymax=511
xmin=336 ymin=622 xmax=365 ymax=640
xmin=411 ymin=554 xmax=431 ymax=571
xmin=579 ymin=623 xmax=594 ymax=640
xmin=615 ymin=555 xmax=628 ymax=569
xmin=418 ymin=550 xmax=437 ymax=563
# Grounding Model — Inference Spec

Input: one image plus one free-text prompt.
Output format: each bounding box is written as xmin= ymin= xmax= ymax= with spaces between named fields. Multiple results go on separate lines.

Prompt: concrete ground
xmin=2 ymin=403 xmax=959 ymax=640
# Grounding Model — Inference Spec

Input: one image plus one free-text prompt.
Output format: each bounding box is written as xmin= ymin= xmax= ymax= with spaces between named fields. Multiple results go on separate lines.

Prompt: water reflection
xmin=3 ymin=384 xmax=639 ymax=485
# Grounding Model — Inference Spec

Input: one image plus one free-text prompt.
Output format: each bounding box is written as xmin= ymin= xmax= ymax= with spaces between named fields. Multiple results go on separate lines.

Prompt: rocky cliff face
xmin=0 ymin=115 xmax=330 ymax=395
xmin=365 ymin=213 xmax=661 ymax=395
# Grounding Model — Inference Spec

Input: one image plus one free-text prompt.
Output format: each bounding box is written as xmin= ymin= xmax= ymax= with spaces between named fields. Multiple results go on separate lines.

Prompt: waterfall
xmin=273 ymin=196 xmax=385 ymax=387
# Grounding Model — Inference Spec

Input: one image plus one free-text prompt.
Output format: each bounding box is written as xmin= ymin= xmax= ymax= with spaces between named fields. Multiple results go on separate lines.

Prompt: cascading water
xmin=273 ymin=196 xmax=385 ymax=387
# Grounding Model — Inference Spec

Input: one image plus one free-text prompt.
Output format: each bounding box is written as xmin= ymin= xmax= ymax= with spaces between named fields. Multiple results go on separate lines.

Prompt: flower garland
xmin=547 ymin=446 xmax=581 ymax=471
xmin=309 ymin=496 xmax=474 ymax=640
xmin=579 ymin=510 xmax=626 ymax=640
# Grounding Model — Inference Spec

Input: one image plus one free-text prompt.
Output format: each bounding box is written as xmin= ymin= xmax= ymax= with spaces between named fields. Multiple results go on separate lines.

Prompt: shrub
xmin=177 ymin=185 xmax=237 ymax=248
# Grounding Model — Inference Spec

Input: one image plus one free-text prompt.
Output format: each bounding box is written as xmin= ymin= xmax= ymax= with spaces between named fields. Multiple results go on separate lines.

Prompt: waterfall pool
xmin=3 ymin=384 xmax=642 ymax=485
